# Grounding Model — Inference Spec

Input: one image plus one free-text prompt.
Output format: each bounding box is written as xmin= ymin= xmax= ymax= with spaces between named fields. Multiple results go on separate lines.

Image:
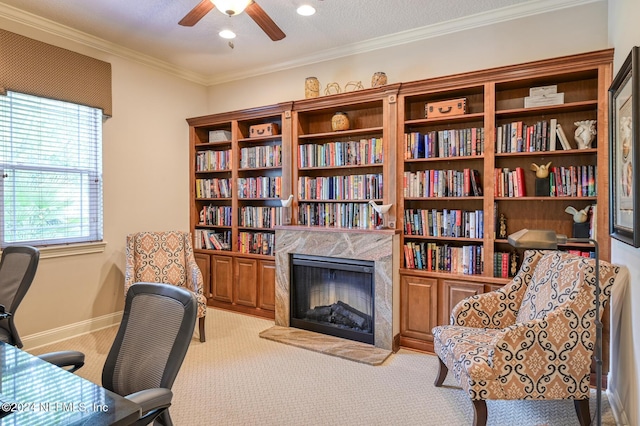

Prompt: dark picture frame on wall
xmin=609 ymin=46 xmax=640 ymax=247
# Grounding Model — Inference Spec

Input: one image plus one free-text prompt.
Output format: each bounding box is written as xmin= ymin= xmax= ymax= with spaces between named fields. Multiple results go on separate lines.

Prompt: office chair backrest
xmin=102 ymin=282 xmax=197 ymax=397
xmin=0 ymin=245 xmax=40 ymax=348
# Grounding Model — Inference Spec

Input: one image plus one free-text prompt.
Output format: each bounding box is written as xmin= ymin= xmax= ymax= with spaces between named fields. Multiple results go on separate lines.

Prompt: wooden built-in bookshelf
xmin=187 ymin=51 xmax=613 ymax=373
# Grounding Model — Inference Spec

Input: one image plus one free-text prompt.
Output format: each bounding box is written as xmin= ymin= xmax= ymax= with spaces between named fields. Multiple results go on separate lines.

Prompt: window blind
xmin=0 ymin=91 xmax=103 ymax=247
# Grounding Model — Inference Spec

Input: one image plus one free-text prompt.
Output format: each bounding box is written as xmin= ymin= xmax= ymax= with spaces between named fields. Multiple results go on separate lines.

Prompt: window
xmin=0 ymin=91 xmax=103 ymax=247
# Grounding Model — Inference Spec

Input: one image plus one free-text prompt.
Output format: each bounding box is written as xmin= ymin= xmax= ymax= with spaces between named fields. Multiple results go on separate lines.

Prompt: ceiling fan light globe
xmin=212 ymin=0 xmax=252 ymax=16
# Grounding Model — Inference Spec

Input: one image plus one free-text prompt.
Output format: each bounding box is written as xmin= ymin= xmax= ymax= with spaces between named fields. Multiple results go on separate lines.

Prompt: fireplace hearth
xmin=290 ymin=254 xmax=374 ymax=344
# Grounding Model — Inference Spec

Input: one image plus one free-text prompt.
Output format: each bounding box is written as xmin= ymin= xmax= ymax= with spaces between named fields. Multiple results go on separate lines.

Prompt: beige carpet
xmin=30 ymin=308 xmax=617 ymax=425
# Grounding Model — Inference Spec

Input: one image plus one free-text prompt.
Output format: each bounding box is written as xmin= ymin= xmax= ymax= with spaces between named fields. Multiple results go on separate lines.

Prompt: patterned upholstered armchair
xmin=125 ymin=231 xmax=207 ymax=342
xmin=432 ymin=250 xmax=620 ymax=426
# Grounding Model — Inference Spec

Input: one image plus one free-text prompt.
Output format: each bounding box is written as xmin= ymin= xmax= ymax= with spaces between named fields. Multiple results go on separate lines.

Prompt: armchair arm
xmin=452 ymin=249 xmax=545 ymax=328
xmin=125 ymin=388 xmax=172 ymax=416
xmin=38 ymin=350 xmax=85 ymax=373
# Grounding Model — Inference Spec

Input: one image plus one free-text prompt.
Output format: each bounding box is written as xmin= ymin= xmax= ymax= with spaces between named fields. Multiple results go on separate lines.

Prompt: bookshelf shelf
xmin=495 ymin=100 xmax=598 ymax=117
xmin=494 ymin=148 xmax=597 ymax=158
xmin=495 ymin=196 xmax=597 ymax=201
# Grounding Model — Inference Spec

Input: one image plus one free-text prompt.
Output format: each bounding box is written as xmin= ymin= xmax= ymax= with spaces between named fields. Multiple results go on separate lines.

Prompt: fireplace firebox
xmin=290 ymin=254 xmax=375 ymax=344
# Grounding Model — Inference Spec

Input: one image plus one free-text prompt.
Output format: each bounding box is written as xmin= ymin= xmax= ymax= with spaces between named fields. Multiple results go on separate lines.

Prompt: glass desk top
xmin=0 ymin=342 xmax=140 ymax=425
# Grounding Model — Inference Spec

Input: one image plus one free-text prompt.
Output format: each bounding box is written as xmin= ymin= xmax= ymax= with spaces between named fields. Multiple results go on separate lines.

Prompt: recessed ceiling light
xmin=297 ymin=5 xmax=316 ymax=16
xmin=219 ymin=29 xmax=236 ymax=39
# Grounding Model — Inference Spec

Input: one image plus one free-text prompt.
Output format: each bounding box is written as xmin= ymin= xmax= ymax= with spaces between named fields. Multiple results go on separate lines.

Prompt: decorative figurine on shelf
xmin=331 ymin=112 xmax=350 ymax=131
xmin=368 ymin=200 xmax=393 ymax=229
xmin=324 ymin=82 xmax=341 ymax=96
xmin=344 ymin=81 xmax=364 ymax=92
xmin=498 ymin=214 xmax=507 ymax=239
xmin=305 ymin=77 xmax=320 ymax=99
xmin=510 ymin=251 xmax=519 ymax=277
xmin=565 ymin=205 xmax=591 ymax=238
xmin=530 ymin=161 xmax=552 ymax=196
xmin=371 ymin=72 xmax=388 ymax=87
xmin=574 ymin=119 xmax=597 ymax=149
xmin=280 ymin=194 xmax=294 ymax=225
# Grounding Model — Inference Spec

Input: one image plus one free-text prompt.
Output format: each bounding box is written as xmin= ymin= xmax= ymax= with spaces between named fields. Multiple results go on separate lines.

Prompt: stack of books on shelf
xmin=404 ymin=242 xmax=483 ymax=275
xmin=298 ymin=174 xmax=383 ymax=200
xmin=523 ymin=85 xmax=564 ymax=108
xmin=495 ymin=119 xmax=577 ymax=153
xmin=195 ymin=229 xmax=231 ymax=251
xmin=404 ymin=208 xmax=484 ymax=238
xmin=239 ymin=145 xmax=281 ymax=169
xmin=199 ymin=205 xmax=232 ymax=226
xmin=494 ymin=167 xmax=526 ymax=197
xmin=493 ymin=251 xmax=515 ymax=278
xmin=297 ymin=202 xmax=381 ymax=229
xmin=404 ymin=128 xmax=484 ymax=159
xmin=403 ymin=168 xmax=482 ymax=198
xmin=196 ymin=149 xmax=231 ymax=171
xmin=237 ymin=176 xmax=281 ymax=198
xmin=238 ymin=231 xmax=275 ymax=255
xmin=549 ymin=165 xmax=596 ymax=197
xmin=195 ymin=178 xmax=232 ymax=198
xmin=298 ymin=138 xmax=383 ymax=168
xmin=239 ymin=206 xmax=283 ymax=228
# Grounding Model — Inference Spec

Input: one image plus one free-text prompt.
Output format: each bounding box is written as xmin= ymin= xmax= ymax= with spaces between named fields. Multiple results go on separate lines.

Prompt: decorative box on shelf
xmin=209 ymin=130 xmax=231 ymax=142
xmin=425 ymin=98 xmax=466 ymax=118
xmin=249 ymin=123 xmax=279 ymax=138
xmin=524 ymin=84 xmax=564 ymax=108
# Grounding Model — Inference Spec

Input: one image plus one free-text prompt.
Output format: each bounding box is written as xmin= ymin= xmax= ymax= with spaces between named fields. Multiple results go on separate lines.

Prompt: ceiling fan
xmin=179 ymin=0 xmax=286 ymax=41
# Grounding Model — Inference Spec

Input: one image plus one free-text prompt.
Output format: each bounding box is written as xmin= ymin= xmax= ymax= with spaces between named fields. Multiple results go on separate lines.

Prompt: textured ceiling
xmin=0 ymin=0 xmax=588 ymax=85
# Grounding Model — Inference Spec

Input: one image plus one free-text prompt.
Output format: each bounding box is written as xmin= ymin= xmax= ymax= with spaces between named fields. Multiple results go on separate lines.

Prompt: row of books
xmin=493 ymin=252 xmax=515 ymax=278
xmin=495 ymin=119 xmax=573 ymax=153
xmin=548 ymin=165 xmax=597 ymax=197
xmin=404 ymin=208 xmax=484 ymax=239
xmin=196 ymin=149 xmax=232 ymax=172
xmin=238 ymin=206 xmax=283 ymax=228
xmin=238 ymin=231 xmax=275 ymax=256
xmin=298 ymin=138 xmax=383 ymax=168
xmin=403 ymin=242 xmax=484 ymax=275
xmin=194 ymin=229 xmax=232 ymax=251
xmin=494 ymin=167 xmax=526 ymax=198
xmin=239 ymin=145 xmax=282 ymax=169
xmin=195 ymin=178 xmax=232 ymax=199
xmin=199 ymin=205 xmax=232 ymax=226
xmin=297 ymin=202 xmax=382 ymax=229
xmin=403 ymin=168 xmax=483 ymax=198
xmin=237 ymin=176 xmax=282 ymax=199
xmin=404 ymin=128 xmax=485 ymax=160
xmin=298 ymin=174 xmax=383 ymax=201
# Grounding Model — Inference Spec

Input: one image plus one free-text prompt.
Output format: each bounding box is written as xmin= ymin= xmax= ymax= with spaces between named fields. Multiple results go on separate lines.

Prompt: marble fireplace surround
xmin=261 ymin=226 xmax=400 ymax=363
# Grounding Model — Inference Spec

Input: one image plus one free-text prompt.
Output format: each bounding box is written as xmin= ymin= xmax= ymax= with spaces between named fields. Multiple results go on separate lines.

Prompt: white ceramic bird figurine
xmin=565 ymin=205 xmax=591 ymax=223
xmin=280 ymin=194 xmax=294 ymax=207
xmin=368 ymin=200 xmax=392 ymax=214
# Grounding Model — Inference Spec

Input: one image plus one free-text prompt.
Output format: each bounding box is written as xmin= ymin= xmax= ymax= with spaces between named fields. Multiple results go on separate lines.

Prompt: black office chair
xmin=40 ymin=282 xmax=197 ymax=426
xmin=0 ymin=245 xmax=40 ymax=348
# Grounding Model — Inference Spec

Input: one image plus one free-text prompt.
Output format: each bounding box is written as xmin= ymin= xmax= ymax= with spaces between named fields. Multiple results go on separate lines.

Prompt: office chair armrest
xmin=37 ymin=351 xmax=85 ymax=373
xmin=125 ymin=388 xmax=172 ymax=417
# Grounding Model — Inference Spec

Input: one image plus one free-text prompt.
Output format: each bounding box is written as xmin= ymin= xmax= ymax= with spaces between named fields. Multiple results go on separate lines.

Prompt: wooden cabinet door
xmin=258 ymin=260 xmax=276 ymax=311
xmin=441 ymin=280 xmax=484 ymax=325
xmin=194 ymin=252 xmax=211 ymax=299
xmin=211 ymin=254 xmax=233 ymax=303
xmin=400 ymin=275 xmax=438 ymax=342
xmin=234 ymin=257 xmax=258 ymax=308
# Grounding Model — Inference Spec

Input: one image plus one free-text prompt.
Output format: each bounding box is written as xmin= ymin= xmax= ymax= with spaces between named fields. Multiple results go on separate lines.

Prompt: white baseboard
xmin=607 ymin=385 xmax=630 ymax=426
xmin=22 ymin=311 xmax=123 ymax=351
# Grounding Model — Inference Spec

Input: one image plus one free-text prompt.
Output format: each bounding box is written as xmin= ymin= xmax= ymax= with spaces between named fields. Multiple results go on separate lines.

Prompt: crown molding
xmin=0 ymin=2 xmax=210 ymax=86
xmin=0 ymin=0 xmax=602 ymax=87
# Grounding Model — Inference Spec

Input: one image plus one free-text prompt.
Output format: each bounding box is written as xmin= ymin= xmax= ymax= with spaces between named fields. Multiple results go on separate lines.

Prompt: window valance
xmin=0 ymin=29 xmax=112 ymax=117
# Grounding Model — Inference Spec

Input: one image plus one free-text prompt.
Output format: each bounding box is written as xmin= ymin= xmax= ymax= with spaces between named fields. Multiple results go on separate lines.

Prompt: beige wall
xmin=608 ymin=0 xmax=640 ymax=424
xmin=0 ymin=18 xmax=208 ymax=340
xmin=206 ymin=2 xmax=608 ymax=113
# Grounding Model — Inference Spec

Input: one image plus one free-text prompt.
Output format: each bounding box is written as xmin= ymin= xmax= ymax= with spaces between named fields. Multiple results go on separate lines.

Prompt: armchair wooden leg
xmin=574 ymin=398 xmax=591 ymax=426
xmin=199 ymin=317 xmax=206 ymax=343
xmin=472 ymin=399 xmax=487 ymax=426
xmin=434 ymin=357 xmax=448 ymax=387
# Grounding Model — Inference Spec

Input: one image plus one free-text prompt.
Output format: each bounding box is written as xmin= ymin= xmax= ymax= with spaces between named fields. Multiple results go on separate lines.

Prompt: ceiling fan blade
xmin=245 ymin=1 xmax=286 ymax=41
xmin=179 ymin=0 xmax=215 ymax=27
